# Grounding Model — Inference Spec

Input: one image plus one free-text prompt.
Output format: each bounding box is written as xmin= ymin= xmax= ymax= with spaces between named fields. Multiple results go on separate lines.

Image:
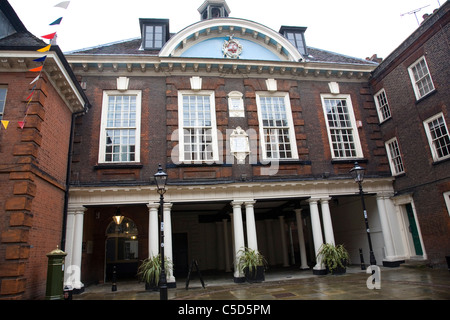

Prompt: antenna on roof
xmin=400 ymin=5 xmax=430 ymax=25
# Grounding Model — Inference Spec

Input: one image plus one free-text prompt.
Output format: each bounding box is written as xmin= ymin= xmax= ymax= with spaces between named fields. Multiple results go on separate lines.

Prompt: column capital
xmin=320 ymin=197 xmax=332 ymax=202
xmin=307 ymin=197 xmax=320 ymax=204
xmin=67 ymin=205 xmax=87 ymax=215
xmin=294 ymin=208 xmax=303 ymax=214
xmin=163 ymin=202 xmax=173 ymax=210
xmin=244 ymin=200 xmax=256 ymax=207
xmin=231 ymin=200 xmax=243 ymax=207
xmin=376 ymin=192 xmax=394 ymax=200
xmin=146 ymin=202 xmax=160 ymax=210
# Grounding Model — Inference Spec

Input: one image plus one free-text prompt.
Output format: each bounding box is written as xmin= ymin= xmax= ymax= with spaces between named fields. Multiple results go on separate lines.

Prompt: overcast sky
xmin=8 ymin=0 xmax=444 ymax=59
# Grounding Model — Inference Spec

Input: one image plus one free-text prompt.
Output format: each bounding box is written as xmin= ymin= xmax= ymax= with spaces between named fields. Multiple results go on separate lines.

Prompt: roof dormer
xmin=198 ymin=0 xmax=230 ymax=20
xmin=139 ymin=18 xmax=170 ymax=50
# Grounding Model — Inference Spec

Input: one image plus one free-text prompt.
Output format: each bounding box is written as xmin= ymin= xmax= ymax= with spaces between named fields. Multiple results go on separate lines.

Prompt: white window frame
xmin=0 ymin=86 xmax=7 ymax=120
xmin=374 ymin=88 xmax=391 ymax=123
xmin=178 ymin=90 xmax=219 ymax=163
xmin=143 ymin=24 xmax=165 ymax=49
xmin=408 ymin=56 xmax=435 ymax=100
xmin=255 ymin=92 xmax=299 ymax=162
xmin=423 ymin=112 xmax=450 ymax=162
xmin=444 ymin=191 xmax=450 ymax=217
xmin=321 ymin=94 xmax=363 ymax=159
xmin=385 ymin=137 xmax=405 ymax=176
xmin=98 ymin=90 xmax=142 ymax=163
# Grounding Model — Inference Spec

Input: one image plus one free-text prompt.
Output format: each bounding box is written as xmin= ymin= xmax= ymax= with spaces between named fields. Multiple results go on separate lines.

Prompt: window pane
xmin=260 ymin=96 xmax=293 ymax=159
xmin=104 ymin=95 xmax=138 ymax=162
xmin=428 ymin=116 xmax=450 ymax=159
xmin=0 ymin=88 xmax=7 ymax=119
xmin=181 ymin=95 xmax=215 ymax=161
xmin=325 ymin=98 xmax=357 ymax=158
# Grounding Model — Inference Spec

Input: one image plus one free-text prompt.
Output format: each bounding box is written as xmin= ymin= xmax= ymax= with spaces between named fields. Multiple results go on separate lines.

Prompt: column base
xmin=168 ymin=281 xmax=177 ymax=288
xmin=233 ymin=277 xmax=246 ymax=283
xmin=312 ymin=269 xmax=327 ymax=275
xmin=382 ymin=260 xmax=405 ymax=268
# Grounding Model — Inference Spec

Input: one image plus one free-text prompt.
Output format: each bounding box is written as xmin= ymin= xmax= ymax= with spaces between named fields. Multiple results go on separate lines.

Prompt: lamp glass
xmin=113 ymin=215 xmax=124 ymax=225
xmin=350 ymin=162 xmax=365 ymax=183
xmin=154 ymin=164 xmax=168 ymax=191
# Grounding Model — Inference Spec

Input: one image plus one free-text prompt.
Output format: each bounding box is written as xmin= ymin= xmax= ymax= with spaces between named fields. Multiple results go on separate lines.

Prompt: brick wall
xmin=0 ymin=72 xmax=73 ymax=299
xmin=370 ymin=17 xmax=450 ymax=266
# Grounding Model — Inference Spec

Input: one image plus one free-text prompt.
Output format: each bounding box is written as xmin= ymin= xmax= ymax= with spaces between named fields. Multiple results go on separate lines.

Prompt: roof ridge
xmin=65 ymin=36 xmax=141 ymax=54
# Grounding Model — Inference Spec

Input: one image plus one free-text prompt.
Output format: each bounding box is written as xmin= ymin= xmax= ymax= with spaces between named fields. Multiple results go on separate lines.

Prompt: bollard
xmin=359 ymin=248 xmax=366 ymax=270
xmin=45 ymin=246 xmax=67 ymax=300
xmin=112 ymin=265 xmax=117 ymax=292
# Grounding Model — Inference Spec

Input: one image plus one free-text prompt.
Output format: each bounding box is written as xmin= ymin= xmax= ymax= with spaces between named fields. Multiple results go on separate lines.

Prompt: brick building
xmin=64 ymin=0 xmax=409 ymax=292
xmin=1 ymin=0 xmax=448 ymax=299
xmin=369 ymin=2 xmax=450 ymax=267
xmin=0 ymin=0 xmax=89 ymax=299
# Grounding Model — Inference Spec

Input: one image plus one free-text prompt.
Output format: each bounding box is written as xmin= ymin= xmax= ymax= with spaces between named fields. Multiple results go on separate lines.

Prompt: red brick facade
xmin=369 ymin=6 xmax=450 ymax=266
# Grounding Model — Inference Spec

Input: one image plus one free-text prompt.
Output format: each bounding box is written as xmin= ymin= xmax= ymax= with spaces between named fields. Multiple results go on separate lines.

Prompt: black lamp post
xmin=350 ymin=162 xmax=377 ymax=266
xmin=154 ymin=164 xmax=168 ymax=300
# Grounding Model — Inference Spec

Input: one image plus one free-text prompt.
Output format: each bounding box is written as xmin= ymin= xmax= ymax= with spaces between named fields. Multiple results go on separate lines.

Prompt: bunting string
xmin=0 ymin=1 xmax=72 ymax=132
xmin=1 ymin=1 xmax=70 ymax=130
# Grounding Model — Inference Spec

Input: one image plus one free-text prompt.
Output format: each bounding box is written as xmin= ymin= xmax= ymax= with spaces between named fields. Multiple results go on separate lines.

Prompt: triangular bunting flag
xmin=30 ymin=75 xmax=40 ymax=85
xmin=29 ymin=66 xmax=43 ymax=72
xmin=37 ymin=44 xmax=51 ymax=52
xmin=42 ymin=32 xmax=57 ymax=40
xmin=33 ymin=55 xmax=47 ymax=62
xmin=54 ymin=1 xmax=70 ymax=9
xmin=1 ymin=120 xmax=9 ymax=129
xmin=49 ymin=17 xmax=63 ymax=25
xmin=18 ymin=121 xmax=25 ymax=129
xmin=26 ymin=91 xmax=34 ymax=101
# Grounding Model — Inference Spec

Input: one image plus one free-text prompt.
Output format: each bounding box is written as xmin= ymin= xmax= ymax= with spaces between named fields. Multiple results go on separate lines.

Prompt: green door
xmin=405 ymin=204 xmax=423 ymax=256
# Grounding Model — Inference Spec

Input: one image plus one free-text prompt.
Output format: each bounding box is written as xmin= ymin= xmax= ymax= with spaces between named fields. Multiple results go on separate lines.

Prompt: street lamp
xmin=154 ymin=164 xmax=168 ymax=300
xmin=350 ymin=162 xmax=377 ymax=266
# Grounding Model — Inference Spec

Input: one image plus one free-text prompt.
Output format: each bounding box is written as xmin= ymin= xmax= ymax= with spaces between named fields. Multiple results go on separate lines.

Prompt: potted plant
xmin=137 ymin=254 xmax=173 ymax=291
xmin=317 ymin=243 xmax=350 ymax=275
xmin=237 ymin=247 xmax=267 ymax=283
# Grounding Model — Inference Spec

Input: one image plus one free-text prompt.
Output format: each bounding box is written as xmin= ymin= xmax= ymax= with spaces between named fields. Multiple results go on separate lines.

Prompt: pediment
xmin=159 ymin=18 xmax=304 ymax=62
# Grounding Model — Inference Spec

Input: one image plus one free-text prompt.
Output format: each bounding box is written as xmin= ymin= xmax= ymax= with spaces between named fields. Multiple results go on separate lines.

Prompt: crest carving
xmin=222 ymin=35 xmax=243 ymax=59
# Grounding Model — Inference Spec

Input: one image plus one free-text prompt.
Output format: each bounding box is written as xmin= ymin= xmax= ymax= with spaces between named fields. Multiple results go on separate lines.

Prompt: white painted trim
xmin=177 ymin=90 xmax=219 ymax=163
xmin=159 ymin=18 xmax=304 ymax=62
xmin=98 ymin=90 xmax=142 ymax=163
xmin=423 ymin=112 xmax=450 ymax=162
xmin=255 ymin=91 xmax=299 ymax=162
xmin=320 ymin=93 xmax=364 ymax=160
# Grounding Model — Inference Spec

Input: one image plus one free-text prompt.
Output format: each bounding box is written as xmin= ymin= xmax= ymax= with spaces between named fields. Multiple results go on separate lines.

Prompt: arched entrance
xmin=105 ymin=217 xmax=139 ymax=281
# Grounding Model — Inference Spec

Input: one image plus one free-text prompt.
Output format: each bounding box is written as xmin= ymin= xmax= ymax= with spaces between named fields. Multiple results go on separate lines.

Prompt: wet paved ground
xmin=73 ymin=265 xmax=450 ymax=301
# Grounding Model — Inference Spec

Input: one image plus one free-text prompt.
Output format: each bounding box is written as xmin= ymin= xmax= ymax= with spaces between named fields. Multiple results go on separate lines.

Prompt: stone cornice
xmin=68 ymin=177 xmax=394 ymax=207
xmin=65 ymin=55 xmax=376 ymax=81
xmin=0 ymin=50 xmax=88 ymax=113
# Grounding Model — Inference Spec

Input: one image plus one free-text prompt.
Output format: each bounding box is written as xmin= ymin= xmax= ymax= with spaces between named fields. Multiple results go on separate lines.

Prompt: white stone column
xmin=376 ymin=194 xmax=396 ymax=261
xmin=65 ymin=206 xmax=86 ymax=290
xmin=147 ymin=202 xmax=159 ymax=258
xmin=308 ymin=198 xmax=325 ymax=273
xmin=231 ymin=201 xmax=245 ymax=280
xmin=244 ymin=200 xmax=258 ymax=251
xmin=223 ymin=218 xmax=232 ymax=272
xmin=278 ymin=216 xmax=290 ymax=267
xmin=321 ymin=197 xmax=335 ymax=245
xmin=295 ymin=208 xmax=309 ymax=269
xmin=163 ymin=202 xmax=175 ymax=283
